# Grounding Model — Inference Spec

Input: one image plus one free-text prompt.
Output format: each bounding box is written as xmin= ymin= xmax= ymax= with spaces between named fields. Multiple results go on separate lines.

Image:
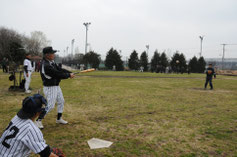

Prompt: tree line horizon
xmin=0 ymin=26 xmax=206 ymax=73
xmin=71 ymin=48 xmax=206 ymax=73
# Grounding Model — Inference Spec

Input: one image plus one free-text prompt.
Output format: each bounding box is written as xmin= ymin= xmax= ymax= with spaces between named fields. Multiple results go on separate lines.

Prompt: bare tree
xmin=23 ymin=31 xmax=51 ymax=55
xmin=0 ymin=27 xmax=24 ymax=61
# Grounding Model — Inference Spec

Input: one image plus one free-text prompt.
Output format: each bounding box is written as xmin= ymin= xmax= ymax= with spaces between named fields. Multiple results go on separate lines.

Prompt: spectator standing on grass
xmin=23 ymin=53 xmax=34 ymax=94
xmin=80 ymin=64 xmax=85 ymax=71
xmin=1 ymin=57 xmax=8 ymax=73
xmin=36 ymin=60 xmax=41 ymax=72
xmin=204 ymin=63 xmax=216 ymax=90
xmin=6 ymin=58 xmax=9 ymax=73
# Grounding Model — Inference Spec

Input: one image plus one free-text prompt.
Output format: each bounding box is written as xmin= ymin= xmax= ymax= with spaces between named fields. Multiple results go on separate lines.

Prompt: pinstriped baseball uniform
xmin=0 ymin=115 xmax=47 ymax=157
xmin=36 ymin=46 xmax=72 ymax=129
xmin=43 ymin=86 xmax=64 ymax=114
xmin=40 ymin=59 xmax=70 ymax=115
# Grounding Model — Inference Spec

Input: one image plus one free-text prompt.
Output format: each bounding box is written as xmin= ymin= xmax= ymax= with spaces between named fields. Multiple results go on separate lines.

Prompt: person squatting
xmin=0 ymin=94 xmax=58 ymax=157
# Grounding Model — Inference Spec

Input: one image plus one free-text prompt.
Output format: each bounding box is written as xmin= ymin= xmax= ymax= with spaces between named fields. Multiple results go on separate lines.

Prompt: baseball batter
xmin=0 ymin=94 xmax=58 ymax=157
xmin=35 ymin=46 xmax=74 ymax=129
xmin=23 ymin=53 xmax=34 ymax=94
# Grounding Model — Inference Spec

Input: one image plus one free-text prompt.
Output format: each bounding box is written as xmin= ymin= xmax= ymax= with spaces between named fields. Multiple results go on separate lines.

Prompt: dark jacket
xmin=206 ymin=67 xmax=216 ymax=78
xmin=40 ymin=58 xmax=71 ymax=86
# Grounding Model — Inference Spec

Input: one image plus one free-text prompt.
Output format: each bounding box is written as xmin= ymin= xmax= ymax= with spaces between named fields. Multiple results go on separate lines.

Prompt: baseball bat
xmin=74 ymin=68 xmax=95 ymax=74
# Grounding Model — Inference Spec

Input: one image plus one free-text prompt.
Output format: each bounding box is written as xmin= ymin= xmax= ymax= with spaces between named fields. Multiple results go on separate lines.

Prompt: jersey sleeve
xmin=23 ymin=126 xmax=48 ymax=154
xmin=23 ymin=59 xmax=28 ymax=66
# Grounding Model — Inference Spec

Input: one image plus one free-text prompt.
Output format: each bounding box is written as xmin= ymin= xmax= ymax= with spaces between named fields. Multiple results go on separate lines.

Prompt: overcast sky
xmin=1 ymin=0 xmax=237 ymax=59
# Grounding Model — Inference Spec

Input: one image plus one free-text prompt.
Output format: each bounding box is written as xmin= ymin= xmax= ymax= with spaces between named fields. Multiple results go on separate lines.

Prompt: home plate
xmin=87 ymin=138 xmax=113 ymax=149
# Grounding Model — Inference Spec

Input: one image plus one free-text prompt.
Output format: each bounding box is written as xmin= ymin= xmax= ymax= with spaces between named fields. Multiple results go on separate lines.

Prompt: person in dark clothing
xmin=204 ymin=64 xmax=216 ymax=90
xmin=35 ymin=47 xmax=75 ymax=129
xmin=1 ymin=58 xmax=8 ymax=73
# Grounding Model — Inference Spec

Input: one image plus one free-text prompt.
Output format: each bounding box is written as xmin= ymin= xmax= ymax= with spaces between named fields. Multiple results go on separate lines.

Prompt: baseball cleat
xmin=56 ymin=118 xmax=68 ymax=124
xmin=25 ymin=90 xmax=32 ymax=94
xmin=35 ymin=120 xmax=44 ymax=129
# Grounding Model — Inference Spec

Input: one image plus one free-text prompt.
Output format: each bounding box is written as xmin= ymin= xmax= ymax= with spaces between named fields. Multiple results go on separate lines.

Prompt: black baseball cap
xmin=17 ymin=94 xmax=47 ymax=119
xmin=43 ymin=46 xmax=57 ymax=54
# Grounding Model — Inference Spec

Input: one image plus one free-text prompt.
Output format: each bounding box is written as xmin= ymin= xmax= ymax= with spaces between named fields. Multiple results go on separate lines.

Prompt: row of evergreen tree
xmin=103 ymin=48 xmax=206 ymax=73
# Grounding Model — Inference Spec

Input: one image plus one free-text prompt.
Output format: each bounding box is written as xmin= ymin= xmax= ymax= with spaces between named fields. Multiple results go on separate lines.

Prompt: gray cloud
xmin=1 ymin=0 xmax=237 ymax=59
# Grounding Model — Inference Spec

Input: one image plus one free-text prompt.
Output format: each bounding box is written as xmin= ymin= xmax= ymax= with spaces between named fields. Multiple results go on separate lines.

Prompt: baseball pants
xmin=43 ymin=86 xmax=65 ymax=114
xmin=24 ymin=71 xmax=32 ymax=91
xmin=205 ymin=77 xmax=213 ymax=89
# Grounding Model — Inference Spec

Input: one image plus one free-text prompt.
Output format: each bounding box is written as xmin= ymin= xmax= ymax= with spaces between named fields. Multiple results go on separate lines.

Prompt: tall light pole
xmin=71 ymin=39 xmax=75 ymax=56
xmin=83 ymin=22 xmax=91 ymax=54
xmin=146 ymin=45 xmax=149 ymax=62
xmin=199 ymin=36 xmax=204 ymax=57
xmin=146 ymin=45 xmax=149 ymax=55
xmin=66 ymin=46 xmax=69 ymax=55
xmin=66 ymin=46 xmax=69 ymax=59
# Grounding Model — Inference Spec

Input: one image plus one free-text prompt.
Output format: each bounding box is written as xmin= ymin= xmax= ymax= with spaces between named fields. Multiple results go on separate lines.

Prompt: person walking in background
xmin=36 ymin=60 xmax=41 ymax=72
xmin=204 ymin=63 xmax=216 ymax=90
xmin=23 ymin=53 xmax=34 ymax=94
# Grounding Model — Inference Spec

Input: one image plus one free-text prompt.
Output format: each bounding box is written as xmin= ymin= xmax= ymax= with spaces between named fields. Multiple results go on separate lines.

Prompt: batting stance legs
xmin=36 ymin=86 xmax=68 ymax=129
xmin=43 ymin=86 xmax=65 ymax=114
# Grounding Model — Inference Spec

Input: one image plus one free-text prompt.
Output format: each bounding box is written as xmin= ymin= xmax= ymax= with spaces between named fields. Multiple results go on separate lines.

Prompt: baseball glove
xmin=51 ymin=148 xmax=65 ymax=157
xmin=207 ymin=70 xmax=212 ymax=75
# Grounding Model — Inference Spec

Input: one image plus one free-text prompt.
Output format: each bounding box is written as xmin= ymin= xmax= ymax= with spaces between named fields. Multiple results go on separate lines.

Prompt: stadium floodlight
xmin=199 ymin=36 xmax=204 ymax=57
xmin=83 ymin=22 xmax=91 ymax=54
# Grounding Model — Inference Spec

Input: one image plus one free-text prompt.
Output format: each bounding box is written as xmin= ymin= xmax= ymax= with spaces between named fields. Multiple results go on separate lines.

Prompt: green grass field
xmin=0 ymin=71 xmax=237 ymax=156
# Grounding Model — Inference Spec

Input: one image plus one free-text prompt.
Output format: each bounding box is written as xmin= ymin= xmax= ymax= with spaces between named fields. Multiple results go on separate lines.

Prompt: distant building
xmin=205 ymin=58 xmax=237 ymax=70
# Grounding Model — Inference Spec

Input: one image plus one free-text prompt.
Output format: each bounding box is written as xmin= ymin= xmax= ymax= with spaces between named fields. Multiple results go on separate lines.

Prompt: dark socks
xmin=57 ymin=113 xmax=62 ymax=120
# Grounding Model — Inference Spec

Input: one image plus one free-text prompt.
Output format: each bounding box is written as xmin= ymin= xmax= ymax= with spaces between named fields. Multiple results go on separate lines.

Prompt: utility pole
xmin=71 ymin=39 xmax=75 ymax=56
xmin=66 ymin=46 xmax=69 ymax=56
xmin=221 ymin=43 xmax=237 ymax=70
xmin=83 ymin=22 xmax=91 ymax=54
xmin=199 ymin=36 xmax=204 ymax=57
xmin=221 ymin=44 xmax=226 ymax=70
